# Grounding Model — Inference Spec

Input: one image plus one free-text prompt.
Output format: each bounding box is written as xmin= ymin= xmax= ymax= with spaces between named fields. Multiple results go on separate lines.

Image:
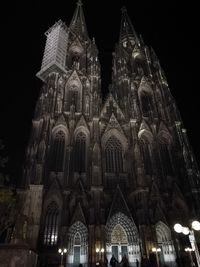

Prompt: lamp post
xmin=174 ymin=220 xmax=200 ymax=267
xmin=96 ymin=247 xmax=105 ymax=266
xmin=185 ymin=247 xmax=195 ymax=267
xmin=58 ymin=248 xmax=67 ymax=267
xmin=152 ymin=247 xmax=161 ymax=267
xmin=96 ymin=248 xmax=100 ymax=265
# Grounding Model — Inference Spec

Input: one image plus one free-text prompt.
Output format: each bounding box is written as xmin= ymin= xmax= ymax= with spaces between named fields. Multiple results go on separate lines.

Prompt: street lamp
xmin=96 ymin=247 xmax=105 ymax=266
xmin=152 ymin=247 xmax=161 ymax=267
xmin=58 ymin=248 xmax=67 ymax=267
xmin=174 ymin=220 xmax=200 ymax=267
xmin=185 ymin=247 xmax=195 ymax=267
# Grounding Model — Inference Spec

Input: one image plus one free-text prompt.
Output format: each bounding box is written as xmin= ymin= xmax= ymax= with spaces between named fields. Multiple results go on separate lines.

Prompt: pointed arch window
xmin=43 ymin=202 xmax=59 ymax=246
xmin=65 ymin=85 xmax=80 ymax=112
xmin=160 ymin=144 xmax=173 ymax=176
xmin=50 ymin=130 xmax=65 ymax=172
xmin=105 ymin=136 xmax=123 ymax=173
xmin=69 ymin=89 xmax=79 ymax=111
xmin=74 ymin=132 xmax=86 ymax=172
xmin=140 ymin=91 xmax=153 ymax=117
xmin=141 ymin=141 xmax=152 ymax=175
xmin=74 ymin=232 xmax=81 ymax=245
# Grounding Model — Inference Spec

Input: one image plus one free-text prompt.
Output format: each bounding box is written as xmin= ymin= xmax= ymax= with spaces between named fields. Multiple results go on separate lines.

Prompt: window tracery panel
xmin=73 ymin=132 xmax=86 ymax=172
xmin=105 ymin=136 xmax=123 ymax=173
xmin=43 ymin=202 xmax=59 ymax=246
xmin=50 ymin=130 xmax=65 ymax=171
xmin=140 ymin=141 xmax=152 ymax=175
xmin=160 ymin=144 xmax=173 ymax=176
xmin=65 ymin=84 xmax=81 ymax=112
xmin=139 ymin=91 xmax=152 ymax=117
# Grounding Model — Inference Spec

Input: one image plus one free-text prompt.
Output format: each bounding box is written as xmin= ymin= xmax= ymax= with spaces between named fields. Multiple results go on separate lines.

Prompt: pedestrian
xmin=136 ymin=259 xmax=139 ymax=267
xmin=120 ymin=255 xmax=129 ymax=267
xmin=105 ymin=256 xmax=108 ymax=267
xmin=110 ymin=255 xmax=118 ymax=267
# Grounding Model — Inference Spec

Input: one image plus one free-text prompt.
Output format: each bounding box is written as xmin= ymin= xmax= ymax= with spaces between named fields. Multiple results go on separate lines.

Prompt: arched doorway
xmin=156 ymin=221 xmax=176 ymax=266
xmin=67 ymin=221 xmax=88 ymax=266
xmin=106 ymin=212 xmax=140 ymax=265
xmin=111 ymin=224 xmax=128 ymax=261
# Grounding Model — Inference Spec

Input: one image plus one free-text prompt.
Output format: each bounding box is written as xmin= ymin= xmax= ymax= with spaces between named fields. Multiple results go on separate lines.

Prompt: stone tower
xmin=3 ymin=1 xmax=200 ymax=267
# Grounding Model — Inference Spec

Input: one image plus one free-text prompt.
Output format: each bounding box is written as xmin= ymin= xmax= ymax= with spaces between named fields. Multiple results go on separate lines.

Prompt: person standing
xmin=110 ymin=255 xmax=118 ymax=267
xmin=121 ymin=255 xmax=129 ymax=267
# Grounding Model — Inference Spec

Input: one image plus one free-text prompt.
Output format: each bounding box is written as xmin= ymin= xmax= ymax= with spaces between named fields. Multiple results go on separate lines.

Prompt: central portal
xmin=106 ymin=212 xmax=140 ymax=266
xmin=111 ymin=224 xmax=128 ymax=262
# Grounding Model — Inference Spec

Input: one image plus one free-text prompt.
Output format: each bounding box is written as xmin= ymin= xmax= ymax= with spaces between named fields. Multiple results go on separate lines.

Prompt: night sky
xmin=0 ymin=0 xmax=199 ymax=183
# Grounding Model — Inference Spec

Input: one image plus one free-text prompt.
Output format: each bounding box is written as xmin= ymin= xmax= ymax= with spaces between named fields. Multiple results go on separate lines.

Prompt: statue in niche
xmin=57 ymin=85 xmax=63 ymax=113
xmin=93 ymin=91 xmax=99 ymax=114
xmin=70 ymin=95 xmax=76 ymax=113
xmin=12 ymin=214 xmax=29 ymax=243
xmin=72 ymin=54 xmax=80 ymax=70
xmin=37 ymin=133 xmax=46 ymax=162
xmin=85 ymin=94 xmax=89 ymax=115
xmin=27 ymin=212 xmax=34 ymax=242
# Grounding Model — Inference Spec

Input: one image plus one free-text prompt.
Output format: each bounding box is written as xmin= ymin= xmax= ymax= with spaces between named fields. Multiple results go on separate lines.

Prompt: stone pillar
xmin=23 ymin=185 xmax=44 ymax=249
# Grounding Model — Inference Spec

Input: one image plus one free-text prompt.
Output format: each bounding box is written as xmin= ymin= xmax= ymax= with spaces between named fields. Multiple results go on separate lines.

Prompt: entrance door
xmin=74 ymin=246 xmax=80 ymax=264
xmin=112 ymin=246 xmax=119 ymax=260
xmin=111 ymin=245 xmax=128 ymax=262
xmin=121 ymin=246 xmax=128 ymax=257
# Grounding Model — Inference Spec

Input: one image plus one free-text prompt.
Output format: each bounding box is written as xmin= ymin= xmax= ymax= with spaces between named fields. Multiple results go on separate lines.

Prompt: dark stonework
xmin=0 ymin=1 xmax=200 ymax=267
xmin=0 ymin=244 xmax=37 ymax=267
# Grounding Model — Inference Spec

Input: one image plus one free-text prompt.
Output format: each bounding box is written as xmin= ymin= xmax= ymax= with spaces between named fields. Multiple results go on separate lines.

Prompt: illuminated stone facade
xmin=2 ymin=1 xmax=200 ymax=267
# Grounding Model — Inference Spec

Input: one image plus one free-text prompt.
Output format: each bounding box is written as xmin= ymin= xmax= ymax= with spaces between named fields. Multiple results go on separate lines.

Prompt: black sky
xmin=0 ymin=0 xmax=199 ymax=182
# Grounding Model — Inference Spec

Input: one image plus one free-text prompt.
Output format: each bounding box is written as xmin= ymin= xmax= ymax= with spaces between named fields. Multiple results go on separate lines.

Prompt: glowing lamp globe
xmin=182 ymin=227 xmax=190 ymax=235
xmin=192 ymin=220 xmax=200 ymax=231
xmin=174 ymin=223 xmax=183 ymax=233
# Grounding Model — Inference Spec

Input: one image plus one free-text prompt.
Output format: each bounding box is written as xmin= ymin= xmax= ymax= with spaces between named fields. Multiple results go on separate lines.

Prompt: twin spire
xmin=119 ymin=6 xmax=140 ymax=46
xmin=69 ymin=0 xmax=88 ymax=39
xmin=70 ymin=1 xmax=139 ymax=45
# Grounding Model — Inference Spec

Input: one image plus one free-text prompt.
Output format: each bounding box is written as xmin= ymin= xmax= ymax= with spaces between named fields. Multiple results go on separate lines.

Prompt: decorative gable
xmin=100 ymin=94 xmax=125 ymax=121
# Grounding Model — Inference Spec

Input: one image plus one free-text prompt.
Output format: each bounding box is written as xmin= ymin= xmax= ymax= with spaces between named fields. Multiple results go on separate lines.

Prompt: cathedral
xmin=0 ymin=1 xmax=200 ymax=267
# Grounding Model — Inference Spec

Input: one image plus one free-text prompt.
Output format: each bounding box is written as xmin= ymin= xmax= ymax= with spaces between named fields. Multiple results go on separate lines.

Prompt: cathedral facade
xmin=2 ymin=1 xmax=200 ymax=267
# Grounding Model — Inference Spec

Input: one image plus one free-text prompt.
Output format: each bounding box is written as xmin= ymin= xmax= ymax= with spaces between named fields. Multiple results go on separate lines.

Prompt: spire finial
xmin=70 ymin=0 xmax=88 ymax=39
xmin=119 ymin=6 xmax=140 ymax=46
xmin=121 ymin=6 xmax=127 ymax=13
xmin=77 ymin=0 xmax=83 ymax=6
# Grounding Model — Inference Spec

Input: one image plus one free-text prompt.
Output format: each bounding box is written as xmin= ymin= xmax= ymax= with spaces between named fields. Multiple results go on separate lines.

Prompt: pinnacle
xmin=121 ymin=6 xmax=127 ymax=13
xmin=77 ymin=0 xmax=83 ymax=6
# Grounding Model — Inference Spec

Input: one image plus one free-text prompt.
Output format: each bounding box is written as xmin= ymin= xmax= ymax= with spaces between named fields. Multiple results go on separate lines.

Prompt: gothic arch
xmin=43 ymin=201 xmax=60 ymax=246
xmin=155 ymin=221 xmax=176 ymax=266
xmin=138 ymin=129 xmax=153 ymax=144
xmin=67 ymin=221 xmax=88 ymax=265
xmin=49 ymin=129 xmax=67 ymax=172
xmin=106 ymin=212 xmax=140 ymax=264
xmin=74 ymin=125 xmax=90 ymax=140
xmin=65 ymin=73 xmax=82 ymax=112
xmin=104 ymin=136 xmax=123 ymax=173
xmin=138 ymin=79 xmax=153 ymax=117
xmin=102 ymin=129 xmax=128 ymax=174
xmin=157 ymin=122 xmax=173 ymax=145
xmin=101 ymin=129 xmax=128 ymax=152
xmin=138 ymin=124 xmax=153 ymax=175
xmin=43 ymin=188 xmax=63 ymax=214
xmin=72 ymin=127 xmax=90 ymax=173
xmin=52 ymin=125 xmax=69 ymax=143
